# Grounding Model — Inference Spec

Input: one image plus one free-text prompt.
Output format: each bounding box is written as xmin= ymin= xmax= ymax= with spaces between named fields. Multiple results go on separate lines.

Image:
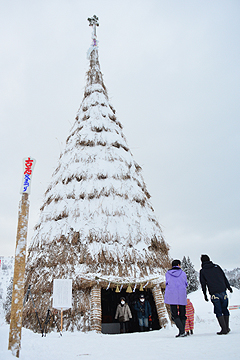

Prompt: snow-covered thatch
xmin=23 ymin=24 xmax=171 ymax=332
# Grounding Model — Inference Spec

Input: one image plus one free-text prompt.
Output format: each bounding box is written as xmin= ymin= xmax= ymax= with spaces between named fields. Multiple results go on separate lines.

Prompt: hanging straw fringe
xmin=126 ymin=285 xmax=132 ymax=293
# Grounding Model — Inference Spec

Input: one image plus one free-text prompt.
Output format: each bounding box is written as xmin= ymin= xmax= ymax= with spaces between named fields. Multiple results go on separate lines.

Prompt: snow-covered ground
xmin=1 ymin=288 xmax=240 ymax=359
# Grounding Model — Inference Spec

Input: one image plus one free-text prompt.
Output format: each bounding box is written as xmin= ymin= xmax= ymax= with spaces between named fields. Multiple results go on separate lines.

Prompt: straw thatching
xmin=22 ymin=30 xmax=171 ymax=333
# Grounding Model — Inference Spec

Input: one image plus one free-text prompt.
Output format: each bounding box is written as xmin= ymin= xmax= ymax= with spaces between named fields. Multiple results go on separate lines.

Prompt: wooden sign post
xmin=52 ymin=279 xmax=72 ymax=335
xmin=8 ymin=157 xmax=36 ymax=358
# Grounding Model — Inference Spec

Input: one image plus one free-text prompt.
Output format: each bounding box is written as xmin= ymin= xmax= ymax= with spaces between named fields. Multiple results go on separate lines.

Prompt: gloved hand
xmin=204 ymin=294 xmax=209 ymax=302
xmin=149 ymin=315 xmax=152 ymax=322
xmin=229 ymin=287 xmax=233 ymax=293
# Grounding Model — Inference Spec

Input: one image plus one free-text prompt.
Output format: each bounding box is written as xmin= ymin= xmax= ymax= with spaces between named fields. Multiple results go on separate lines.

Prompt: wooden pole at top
xmin=87 ymin=15 xmax=99 ymax=37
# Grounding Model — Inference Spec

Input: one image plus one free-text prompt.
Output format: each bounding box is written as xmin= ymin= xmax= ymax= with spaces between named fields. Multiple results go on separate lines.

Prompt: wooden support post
xmin=60 ymin=309 xmax=63 ymax=334
xmin=8 ymin=193 xmax=30 ymax=358
xmin=152 ymin=285 xmax=170 ymax=328
xmin=90 ymin=285 xmax=102 ymax=332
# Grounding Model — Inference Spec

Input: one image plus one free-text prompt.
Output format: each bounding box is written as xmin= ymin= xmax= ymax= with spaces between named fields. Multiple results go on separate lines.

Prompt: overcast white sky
xmin=0 ymin=0 xmax=239 ymax=271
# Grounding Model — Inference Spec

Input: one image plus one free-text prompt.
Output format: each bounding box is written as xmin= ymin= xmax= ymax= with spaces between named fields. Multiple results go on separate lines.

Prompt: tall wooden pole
xmin=8 ymin=193 xmax=30 ymax=357
xmin=8 ymin=157 xmax=35 ymax=358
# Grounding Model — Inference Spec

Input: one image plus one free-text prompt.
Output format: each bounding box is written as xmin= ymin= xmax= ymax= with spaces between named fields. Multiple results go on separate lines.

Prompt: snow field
xmin=1 ymin=319 xmax=240 ymax=360
xmin=1 ymin=288 xmax=240 ymax=359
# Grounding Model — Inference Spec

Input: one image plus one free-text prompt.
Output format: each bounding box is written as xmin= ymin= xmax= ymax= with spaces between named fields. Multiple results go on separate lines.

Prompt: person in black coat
xmin=200 ymin=254 xmax=233 ymax=335
xmin=134 ymin=294 xmax=152 ymax=331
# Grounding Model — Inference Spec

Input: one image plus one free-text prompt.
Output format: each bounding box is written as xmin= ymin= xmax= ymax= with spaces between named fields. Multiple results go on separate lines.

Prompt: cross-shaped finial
xmin=87 ymin=15 xmax=99 ymax=37
xmin=87 ymin=15 xmax=99 ymax=27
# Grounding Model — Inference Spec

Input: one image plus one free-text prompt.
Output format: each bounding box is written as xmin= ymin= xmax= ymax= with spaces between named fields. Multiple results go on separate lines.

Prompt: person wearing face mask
xmin=134 ymin=294 xmax=152 ymax=331
xmin=115 ymin=297 xmax=132 ymax=333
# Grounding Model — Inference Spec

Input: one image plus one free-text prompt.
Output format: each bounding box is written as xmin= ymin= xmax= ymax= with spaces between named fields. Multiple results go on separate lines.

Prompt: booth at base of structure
xmin=90 ymin=283 xmax=170 ymax=333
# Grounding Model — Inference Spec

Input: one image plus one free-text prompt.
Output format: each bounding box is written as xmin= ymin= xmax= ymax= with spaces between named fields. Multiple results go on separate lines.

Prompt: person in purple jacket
xmin=164 ymin=259 xmax=188 ymax=337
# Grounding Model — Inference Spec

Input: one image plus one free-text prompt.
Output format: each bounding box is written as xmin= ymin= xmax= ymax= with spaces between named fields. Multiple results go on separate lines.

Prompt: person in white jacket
xmin=115 ymin=297 xmax=132 ymax=333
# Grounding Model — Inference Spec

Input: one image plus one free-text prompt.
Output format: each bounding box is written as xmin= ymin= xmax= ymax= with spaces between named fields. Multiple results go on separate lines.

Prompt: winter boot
xmin=190 ymin=329 xmax=193 ymax=335
xmin=181 ymin=318 xmax=186 ymax=333
xmin=180 ymin=318 xmax=187 ymax=337
xmin=224 ymin=316 xmax=230 ymax=333
xmin=217 ymin=316 xmax=228 ymax=335
xmin=139 ymin=326 xmax=144 ymax=332
xmin=174 ymin=318 xmax=185 ymax=337
xmin=179 ymin=332 xmax=187 ymax=337
xmin=186 ymin=331 xmax=190 ymax=336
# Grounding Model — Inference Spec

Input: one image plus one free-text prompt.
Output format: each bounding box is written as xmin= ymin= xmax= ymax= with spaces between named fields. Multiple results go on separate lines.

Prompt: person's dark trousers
xmin=120 ymin=321 xmax=129 ymax=333
xmin=211 ymin=291 xmax=230 ymax=317
xmin=211 ymin=291 xmax=230 ymax=334
xmin=170 ymin=305 xmax=186 ymax=335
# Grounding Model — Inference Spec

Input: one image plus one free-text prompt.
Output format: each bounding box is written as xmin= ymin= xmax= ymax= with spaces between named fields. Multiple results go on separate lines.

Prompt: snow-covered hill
xmin=225 ymin=268 xmax=240 ymax=289
xmin=1 ymin=288 xmax=240 ymax=359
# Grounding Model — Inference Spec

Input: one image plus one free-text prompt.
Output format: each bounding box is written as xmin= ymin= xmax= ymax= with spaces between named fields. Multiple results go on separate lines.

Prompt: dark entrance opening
xmin=101 ymin=288 xmax=161 ymax=334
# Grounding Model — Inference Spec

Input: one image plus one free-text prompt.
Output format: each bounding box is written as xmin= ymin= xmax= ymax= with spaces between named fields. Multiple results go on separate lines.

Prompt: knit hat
xmin=201 ymin=254 xmax=210 ymax=263
xmin=139 ymin=294 xmax=145 ymax=299
xmin=172 ymin=259 xmax=181 ymax=267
